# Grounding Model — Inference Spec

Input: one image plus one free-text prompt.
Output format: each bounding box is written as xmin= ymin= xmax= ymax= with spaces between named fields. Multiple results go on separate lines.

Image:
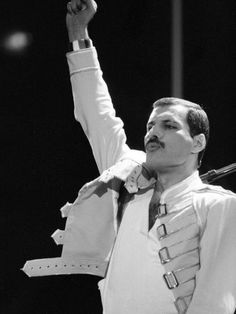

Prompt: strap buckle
xmin=156 ymin=224 xmax=168 ymax=240
xmin=158 ymin=246 xmax=171 ymax=264
xmin=163 ymin=271 xmax=179 ymax=289
xmin=155 ymin=203 xmax=167 ymax=218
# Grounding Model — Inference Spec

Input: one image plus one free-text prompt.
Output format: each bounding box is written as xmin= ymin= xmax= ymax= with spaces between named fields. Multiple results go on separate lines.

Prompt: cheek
xmin=144 ymin=133 xmax=149 ymax=144
xmin=169 ymin=136 xmax=193 ymax=155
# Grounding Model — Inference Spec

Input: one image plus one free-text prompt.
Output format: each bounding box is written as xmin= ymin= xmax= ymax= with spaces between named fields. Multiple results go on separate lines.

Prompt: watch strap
xmin=69 ymin=39 xmax=92 ymax=51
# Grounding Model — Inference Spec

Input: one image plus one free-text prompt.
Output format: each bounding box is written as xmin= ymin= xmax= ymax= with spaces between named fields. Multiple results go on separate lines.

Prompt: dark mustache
xmin=146 ymin=136 xmax=165 ymax=148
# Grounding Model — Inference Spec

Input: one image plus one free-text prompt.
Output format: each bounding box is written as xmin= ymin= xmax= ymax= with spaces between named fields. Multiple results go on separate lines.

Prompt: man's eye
xmin=165 ymin=124 xmax=176 ymax=129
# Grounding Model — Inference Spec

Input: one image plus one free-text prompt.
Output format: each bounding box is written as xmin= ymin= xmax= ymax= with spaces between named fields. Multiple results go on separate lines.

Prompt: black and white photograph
xmin=2 ymin=1 xmax=236 ymax=313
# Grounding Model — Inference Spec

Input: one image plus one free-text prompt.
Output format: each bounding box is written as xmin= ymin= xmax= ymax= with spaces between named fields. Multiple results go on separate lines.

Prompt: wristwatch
xmin=69 ymin=39 xmax=92 ymax=51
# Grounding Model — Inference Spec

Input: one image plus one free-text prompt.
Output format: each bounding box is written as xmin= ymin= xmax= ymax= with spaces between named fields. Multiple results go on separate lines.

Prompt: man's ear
xmin=191 ymin=133 xmax=206 ymax=154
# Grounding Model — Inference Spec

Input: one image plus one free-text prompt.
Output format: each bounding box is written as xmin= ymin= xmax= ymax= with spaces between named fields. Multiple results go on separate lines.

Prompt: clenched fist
xmin=66 ymin=0 xmax=97 ymax=42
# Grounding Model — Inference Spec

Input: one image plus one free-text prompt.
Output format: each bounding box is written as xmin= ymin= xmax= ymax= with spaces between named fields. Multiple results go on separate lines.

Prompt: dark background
xmin=1 ymin=1 xmax=235 ymax=313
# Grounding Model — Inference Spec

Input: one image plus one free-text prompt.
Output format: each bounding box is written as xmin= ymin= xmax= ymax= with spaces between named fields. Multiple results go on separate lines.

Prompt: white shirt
xmin=99 ymin=171 xmax=202 ymax=314
xmin=100 ymin=190 xmax=177 ymax=313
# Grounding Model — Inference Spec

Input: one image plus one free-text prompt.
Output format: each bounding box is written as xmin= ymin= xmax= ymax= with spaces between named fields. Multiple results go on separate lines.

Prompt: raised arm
xmin=66 ymin=0 xmax=130 ymax=174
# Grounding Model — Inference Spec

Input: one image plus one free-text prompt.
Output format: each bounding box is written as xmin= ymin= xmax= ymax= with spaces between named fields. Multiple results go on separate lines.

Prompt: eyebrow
xmin=146 ymin=121 xmax=155 ymax=129
xmin=147 ymin=117 xmax=180 ymax=128
xmin=162 ymin=118 xmax=179 ymax=124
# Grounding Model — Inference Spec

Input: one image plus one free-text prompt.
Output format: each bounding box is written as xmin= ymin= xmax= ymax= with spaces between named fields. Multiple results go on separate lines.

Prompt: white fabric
xmin=189 ymin=186 xmax=236 ymax=314
xmin=100 ymin=171 xmax=200 ymax=314
xmin=67 ymin=47 xmax=236 ymax=314
xmin=67 ymin=47 xmax=130 ymax=174
xmin=100 ymin=188 xmax=177 ymax=314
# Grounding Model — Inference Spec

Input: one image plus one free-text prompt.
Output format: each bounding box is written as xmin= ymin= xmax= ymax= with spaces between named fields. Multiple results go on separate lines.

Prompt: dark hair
xmin=153 ymin=97 xmax=210 ymax=167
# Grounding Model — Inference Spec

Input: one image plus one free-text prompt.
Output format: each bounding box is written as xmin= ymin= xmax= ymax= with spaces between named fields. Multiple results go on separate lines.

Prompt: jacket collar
xmin=160 ymin=170 xmax=203 ymax=203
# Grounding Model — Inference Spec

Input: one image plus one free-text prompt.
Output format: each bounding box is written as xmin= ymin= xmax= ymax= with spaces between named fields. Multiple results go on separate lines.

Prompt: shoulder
xmin=193 ymin=184 xmax=236 ymax=224
xmin=193 ymin=183 xmax=236 ymax=202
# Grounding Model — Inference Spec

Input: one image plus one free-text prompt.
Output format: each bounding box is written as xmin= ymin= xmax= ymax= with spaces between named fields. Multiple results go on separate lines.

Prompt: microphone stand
xmin=200 ymin=163 xmax=236 ymax=184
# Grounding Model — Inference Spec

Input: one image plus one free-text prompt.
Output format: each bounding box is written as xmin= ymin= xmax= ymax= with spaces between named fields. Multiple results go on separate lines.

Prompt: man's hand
xmin=66 ymin=0 xmax=97 ymax=42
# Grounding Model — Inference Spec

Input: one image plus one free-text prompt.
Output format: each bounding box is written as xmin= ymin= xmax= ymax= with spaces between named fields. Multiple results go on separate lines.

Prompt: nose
xmin=145 ymin=126 xmax=161 ymax=146
xmin=146 ymin=124 xmax=163 ymax=141
xmin=145 ymin=126 xmax=153 ymax=143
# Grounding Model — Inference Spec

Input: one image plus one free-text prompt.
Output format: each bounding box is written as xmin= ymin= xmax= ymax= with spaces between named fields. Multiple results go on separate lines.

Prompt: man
xmin=23 ymin=0 xmax=236 ymax=313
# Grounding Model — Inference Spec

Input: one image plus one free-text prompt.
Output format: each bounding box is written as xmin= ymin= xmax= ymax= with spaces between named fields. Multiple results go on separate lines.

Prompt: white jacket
xmin=23 ymin=47 xmax=236 ymax=314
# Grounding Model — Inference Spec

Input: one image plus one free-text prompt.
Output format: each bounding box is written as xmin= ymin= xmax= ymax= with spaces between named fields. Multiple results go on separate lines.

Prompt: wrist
xmin=68 ymin=38 xmax=93 ymax=51
xmin=68 ymin=27 xmax=89 ymax=42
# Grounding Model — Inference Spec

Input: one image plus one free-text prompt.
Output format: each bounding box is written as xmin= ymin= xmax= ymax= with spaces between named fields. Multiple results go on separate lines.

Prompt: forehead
xmin=147 ymin=104 xmax=189 ymax=124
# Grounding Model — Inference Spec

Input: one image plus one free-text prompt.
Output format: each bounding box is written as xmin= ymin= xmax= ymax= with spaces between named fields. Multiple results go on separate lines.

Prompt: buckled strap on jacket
xmin=157 ymin=219 xmax=196 ymax=240
xmin=155 ymin=203 xmax=168 ymax=218
xmin=158 ymin=237 xmax=199 ymax=264
xmin=163 ymin=263 xmax=200 ymax=289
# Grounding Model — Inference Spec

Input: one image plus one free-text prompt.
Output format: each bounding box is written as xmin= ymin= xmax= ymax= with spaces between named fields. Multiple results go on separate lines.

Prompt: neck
xmin=156 ymin=165 xmax=197 ymax=191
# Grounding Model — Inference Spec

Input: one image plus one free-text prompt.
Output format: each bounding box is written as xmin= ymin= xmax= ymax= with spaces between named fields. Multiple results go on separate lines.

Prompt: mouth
xmin=145 ymin=141 xmax=162 ymax=152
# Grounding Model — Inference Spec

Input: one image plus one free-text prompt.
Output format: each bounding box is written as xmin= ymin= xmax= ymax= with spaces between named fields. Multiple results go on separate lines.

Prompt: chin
xmin=145 ymin=157 xmax=161 ymax=173
xmin=145 ymin=157 xmax=172 ymax=174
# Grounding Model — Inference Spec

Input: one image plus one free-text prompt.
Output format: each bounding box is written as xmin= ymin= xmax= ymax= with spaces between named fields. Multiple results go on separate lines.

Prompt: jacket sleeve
xmin=66 ymin=47 xmax=130 ymax=174
xmin=187 ymin=194 xmax=236 ymax=314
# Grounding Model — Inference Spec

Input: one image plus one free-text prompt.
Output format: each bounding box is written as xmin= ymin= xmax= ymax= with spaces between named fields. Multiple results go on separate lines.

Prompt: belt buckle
xmin=163 ymin=271 xmax=179 ymax=289
xmin=158 ymin=246 xmax=171 ymax=264
xmin=156 ymin=224 xmax=167 ymax=240
xmin=156 ymin=203 xmax=167 ymax=218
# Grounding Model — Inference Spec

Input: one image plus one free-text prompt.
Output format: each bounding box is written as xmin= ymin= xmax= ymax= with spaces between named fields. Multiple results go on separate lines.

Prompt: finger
xmin=69 ymin=0 xmax=97 ymax=14
xmin=67 ymin=2 xmax=73 ymax=14
xmin=70 ymin=0 xmax=84 ymax=14
xmin=77 ymin=0 xmax=87 ymax=11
